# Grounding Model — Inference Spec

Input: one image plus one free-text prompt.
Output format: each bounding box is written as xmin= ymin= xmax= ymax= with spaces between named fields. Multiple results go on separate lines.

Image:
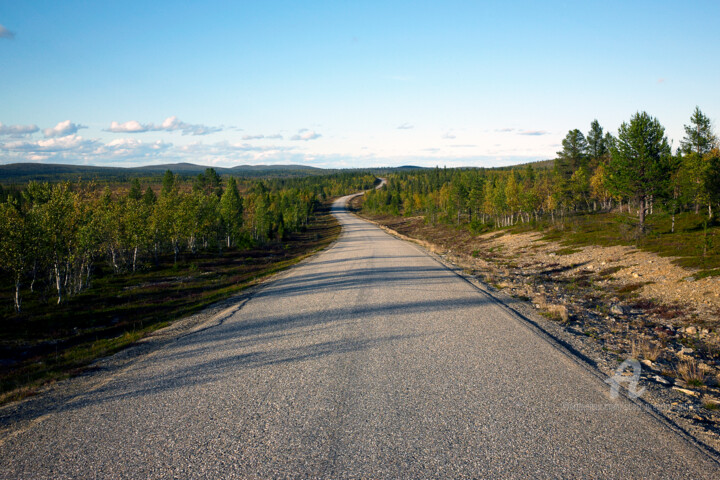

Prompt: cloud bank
xmin=0 ymin=123 xmax=39 ymax=136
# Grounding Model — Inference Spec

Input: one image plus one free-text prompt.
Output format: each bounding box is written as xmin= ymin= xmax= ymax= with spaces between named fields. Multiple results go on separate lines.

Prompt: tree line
xmin=0 ymin=169 xmax=376 ymax=312
xmin=363 ymin=107 xmax=720 ymax=235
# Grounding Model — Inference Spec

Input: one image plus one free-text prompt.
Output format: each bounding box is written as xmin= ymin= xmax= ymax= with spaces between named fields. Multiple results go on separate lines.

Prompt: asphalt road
xmin=1 ymin=194 xmax=719 ymax=479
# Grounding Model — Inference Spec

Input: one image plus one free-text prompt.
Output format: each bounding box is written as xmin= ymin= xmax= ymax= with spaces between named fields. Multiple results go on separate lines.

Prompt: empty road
xmin=1 ymin=194 xmax=719 ymax=478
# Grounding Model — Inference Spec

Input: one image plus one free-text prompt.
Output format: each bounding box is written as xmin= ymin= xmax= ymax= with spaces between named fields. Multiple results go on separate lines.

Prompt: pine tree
xmin=556 ymin=129 xmax=588 ymax=178
xmin=608 ymin=112 xmax=671 ymax=231
xmin=142 ymin=186 xmax=157 ymax=206
xmin=586 ymin=120 xmax=607 ymax=165
xmin=128 ymin=178 xmax=142 ymax=200
xmin=681 ymin=106 xmax=717 ymax=155
xmin=161 ymin=170 xmax=176 ymax=197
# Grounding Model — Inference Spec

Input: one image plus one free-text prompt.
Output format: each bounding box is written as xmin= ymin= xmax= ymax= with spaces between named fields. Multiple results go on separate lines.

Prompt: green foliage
xmin=360 ymin=108 xmax=719 ymax=258
xmin=556 ymin=129 xmax=588 ymax=178
xmin=587 ymin=119 xmax=607 ymax=164
xmin=0 ymin=172 xmax=373 ymax=312
xmin=681 ymin=106 xmax=717 ymax=155
xmin=220 ymin=177 xmax=243 ymax=247
xmin=608 ymin=111 xmax=672 ymax=228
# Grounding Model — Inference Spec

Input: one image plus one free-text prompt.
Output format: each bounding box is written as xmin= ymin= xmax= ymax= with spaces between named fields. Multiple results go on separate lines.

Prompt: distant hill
xmin=0 ymin=162 xmax=334 ymax=183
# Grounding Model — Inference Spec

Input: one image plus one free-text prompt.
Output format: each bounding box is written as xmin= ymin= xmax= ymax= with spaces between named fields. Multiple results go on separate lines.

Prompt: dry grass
xmin=676 ymin=357 xmax=707 ymax=387
xmin=632 ymin=337 xmax=663 ymax=362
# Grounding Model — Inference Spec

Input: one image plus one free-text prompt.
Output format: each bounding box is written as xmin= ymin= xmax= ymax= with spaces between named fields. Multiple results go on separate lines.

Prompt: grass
xmin=553 ymin=247 xmax=582 ymax=256
xmin=616 ymin=282 xmax=648 ymax=295
xmin=631 ymin=337 xmax=663 ymax=362
xmin=0 ymin=202 xmax=341 ymax=404
xmin=676 ymin=357 xmax=707 ymax=387
xmin=536 ymin=211 xmax=720 ymax=272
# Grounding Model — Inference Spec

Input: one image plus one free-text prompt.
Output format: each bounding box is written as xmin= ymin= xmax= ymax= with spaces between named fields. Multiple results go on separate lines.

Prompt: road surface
xmin=1 ymin=193 xmax=719 ymax=479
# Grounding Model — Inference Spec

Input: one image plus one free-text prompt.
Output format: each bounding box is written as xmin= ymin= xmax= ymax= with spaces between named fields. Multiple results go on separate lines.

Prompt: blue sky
xmin=1 ymin=1 xmax=719 ymax=168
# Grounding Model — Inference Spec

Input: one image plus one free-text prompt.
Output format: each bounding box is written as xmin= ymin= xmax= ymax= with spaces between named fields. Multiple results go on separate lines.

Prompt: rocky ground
xmin=355 ymin=211 xmax=720 ymax=453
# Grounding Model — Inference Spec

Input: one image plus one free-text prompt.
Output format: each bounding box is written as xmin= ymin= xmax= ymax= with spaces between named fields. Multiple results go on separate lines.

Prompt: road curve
xmin=1 ymin=194 xmax=719 ymax=478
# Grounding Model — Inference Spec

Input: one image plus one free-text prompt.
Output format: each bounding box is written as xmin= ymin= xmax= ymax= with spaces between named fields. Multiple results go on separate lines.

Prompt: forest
xmin=362 ymin=109 xmax=720 ymax=243
xmin=0 ymin=169 xmax=376 ymax=313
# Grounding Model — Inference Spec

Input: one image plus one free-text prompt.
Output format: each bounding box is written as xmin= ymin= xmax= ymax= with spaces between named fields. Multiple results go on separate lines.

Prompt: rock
xmin=586 ymin=264 xmax=594 ymax=271
xmin=685 ymin=276 xmax=696 ymax=282
xmin=641 ymin=359 xmax=655 ymax=368
xmin=633 ymin=272 xmax=641 ymax=278
xmin=653 ymin=375 xmax=670 ymax=385
xmin=685 ymin=326 xmax=697 ymax=335
xmin=672 ymin=386 xmax=700 ymax=397
xmin=679 ymin=346 xmax=694 ymax=355
xmin=610 ymin=304 xmax=625 ymax=316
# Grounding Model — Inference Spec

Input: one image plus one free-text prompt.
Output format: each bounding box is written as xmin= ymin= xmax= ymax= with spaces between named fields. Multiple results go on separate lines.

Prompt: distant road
xmin=1 ymin=193 xmax=718 ymax=478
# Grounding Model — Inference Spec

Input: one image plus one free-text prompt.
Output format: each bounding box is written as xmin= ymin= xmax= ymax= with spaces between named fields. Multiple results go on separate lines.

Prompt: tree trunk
xmin=30 ymin=262 xmax=37 ymax=293
xmin=14 ymin=277 xmax=21 ymax=313
xmin=111 ymin=248 xmax=119 ymax=273
xmin=78 ymin=259 xmax=85 ymax=292
xmin=133 ymin=246 xmax=138 ymax=272
xmin=638 ymin=196 xmax=646 ymax=233
xmin=54 ymin=261 xmax=62 ymax=304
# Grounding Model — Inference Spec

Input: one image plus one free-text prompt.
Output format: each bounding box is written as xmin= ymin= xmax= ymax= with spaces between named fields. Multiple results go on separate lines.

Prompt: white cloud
xmin=442 ymin=132 xmax=456 ymax=139
xmin=107 ymin=120 xmax=147 ymax=133
xmin=1 ymin=134 xmax=98 ymax=153
xmin=241 ymin=133 xmax=284 ymax=140
xmin=397 ymin=123 xmax=414 ymax=130
xmin=0 ymin=122 xmax=39 ymax=136
xmin=290 ymin=130 xmax=322 ymax=141
xmin=43 ymin=120 xmax=87 ymax=138
xmin=0 ymin=24 xmax=14 ymax=40
xmin=105 ymin=116 xmax=221 ymax=135
xmin=95 ymin=138 xmax=173 ymax=159
xmin=517 ymin=130 xmax=549 ymax=136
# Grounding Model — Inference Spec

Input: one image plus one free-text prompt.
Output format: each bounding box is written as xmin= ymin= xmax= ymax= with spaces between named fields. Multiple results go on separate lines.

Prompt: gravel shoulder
xmin=356 ymin=212 xmax=720 ymax=455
